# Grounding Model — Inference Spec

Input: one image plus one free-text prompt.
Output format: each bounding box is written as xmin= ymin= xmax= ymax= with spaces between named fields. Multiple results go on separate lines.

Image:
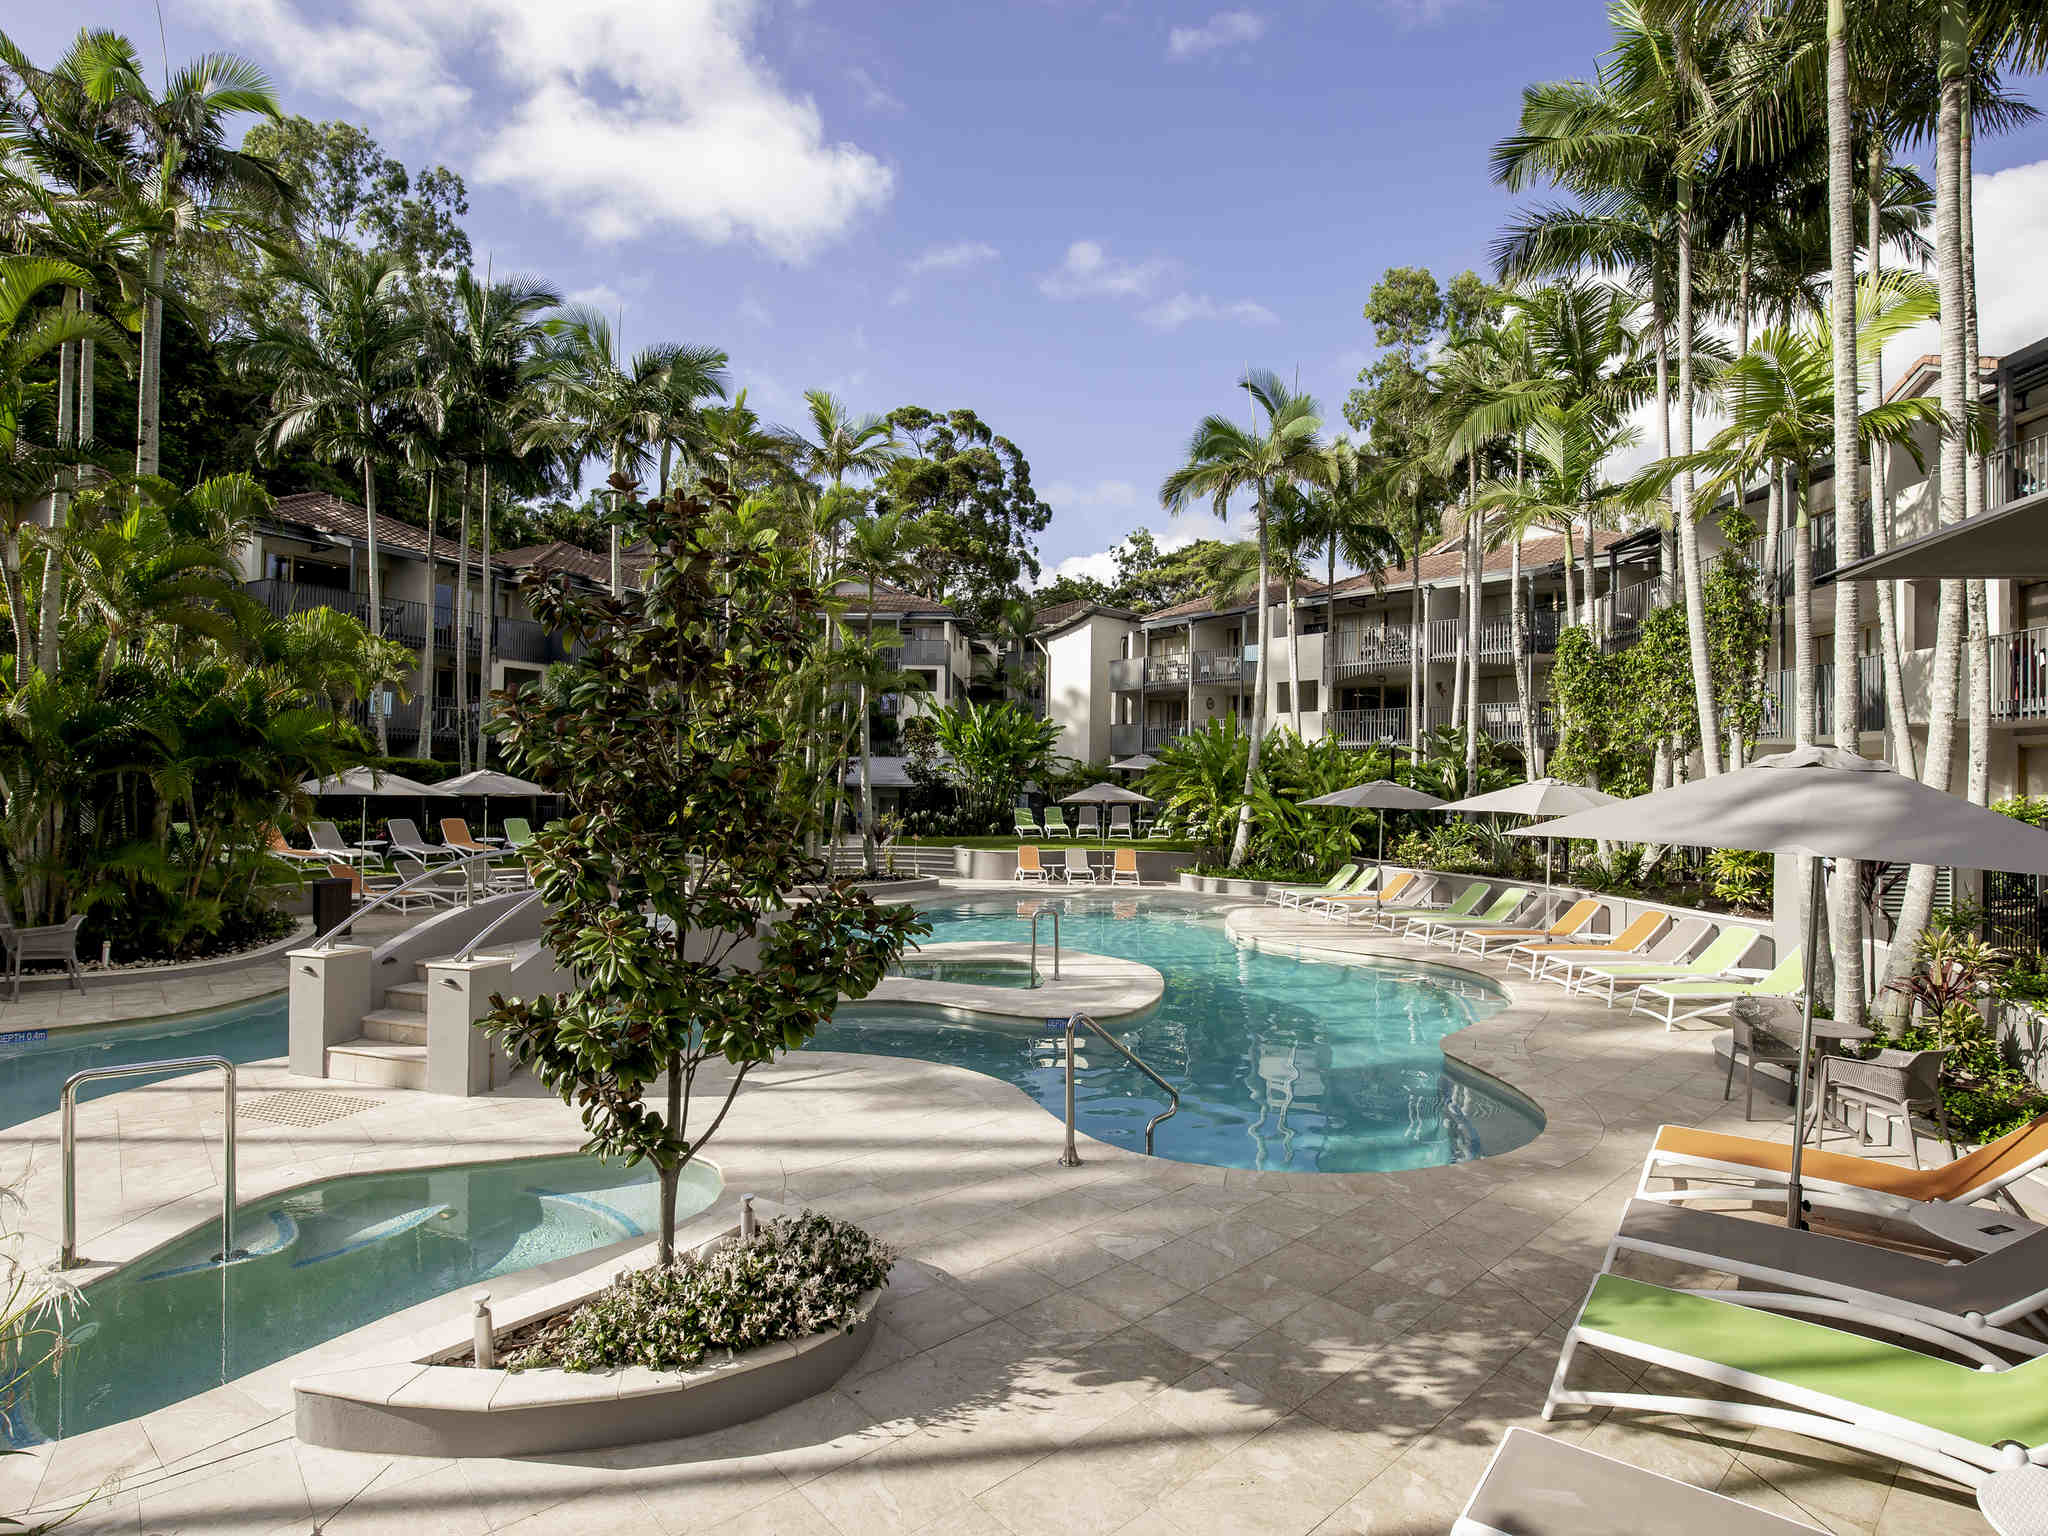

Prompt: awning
xmin=1823 ymin=490 xmax=2048 ymax=584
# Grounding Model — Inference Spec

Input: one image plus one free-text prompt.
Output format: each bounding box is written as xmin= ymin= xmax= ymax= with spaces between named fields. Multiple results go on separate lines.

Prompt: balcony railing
xmin=1992 ymin=625 xmax=2048 ymax=721
xmin=249 ymin=578 xmax=429 ymax=649
xmin=1326 ymin=707 xmax=1410 ymax=746
xmin=1762 ymin=655 xmax=1885 ymax=741
xmin=1331 ymin=624 xmax=1418 ymax=673
xmin=893 ymin=639 xmax=951 ymax=669
xmin=1191 ymin=649 xmax=1247 ymax=683
xmin=1110 ymin=722 xmax=1188 ymax=755
xmin=1990 ymin=432 xmax=2048 ymax=509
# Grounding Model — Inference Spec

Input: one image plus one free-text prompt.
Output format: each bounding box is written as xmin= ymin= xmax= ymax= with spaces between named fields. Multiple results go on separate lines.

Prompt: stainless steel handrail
xmin=451 ymin=888 xmax=544 ymax=961
xmin=314 ymin=849 xmax=513 ymax=950
xmin=63 ymin=1056 xmax=235 ymax=1269
xmin=1028 ymin=905 xmax=1060 ymax=985
xmin=1058 ymin=1011 xmax=1179 ymax=1165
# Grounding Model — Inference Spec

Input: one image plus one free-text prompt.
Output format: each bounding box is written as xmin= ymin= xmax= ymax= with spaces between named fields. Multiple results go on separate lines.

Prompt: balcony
xmin=1471 ymin=702 xmax=1555 ymax=748
xmin=1109 ymin=722 xmax=1188 ymax=756
xmin=1989 ymin=432 xmax=2048 ymax=509
xmin=1109 ymin=656 xmax=1196 ymax=690
xmin=1191 ymin=649 xmax=1247 ymax=683
xmin=893 ymin=638 xmax=951 ymax=670
xmin=1762 ymin=655 xmax=1885 ymax=741
xmin=1330 ymin=624 xmax=1418 ymax=674
xmin=1992 ymin=625 xmax=2048 ymax=722
xmin=494 ymin=615 xmax=555 ymax=664
xmin=248 ymin=578 xmax=429 ymax=650
xmin=1326 ymin=707 xmax=1410 ymax=746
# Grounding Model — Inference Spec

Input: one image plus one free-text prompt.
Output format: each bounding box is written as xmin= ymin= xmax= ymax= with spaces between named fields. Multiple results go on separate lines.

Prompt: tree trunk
xmin=135 ymin=238 xmax=166 ymax=479
xmin=1408 ymin=512 xmax=1423 ymax=759
xmin=3 ymin=531 xmax=29 ymax=687
xmin=1676 ymin=170 xmax=1724 ymax=776
xmin=1825 ymin=0 xmax=1864 ymax=1028
xmin=1512 ymin=447 xmax=1534 ymax=770
xmin=1229 ymin=502 xmax=1271 ymax=868
xmin=610 ymin=449 xmax=625 ymax=597
xmin=657 ymin=1055 xmax=683 ymax=1266
xmin=861 ymin=574 xmax=879 ymax=875
xmin=78 ymin=294 xmax=94 ymax=487
xmin=362 ymin=444 xmax=390 ymax=755
xmin=479 ymin=465 xmax=495 ymax=769
xmin=1560 ymin=516 xmax=1577 ymax=627
xmin=1286 ymin=574 xmax=1303 ymax=737
xmin=1652 ymin=300 xmax=1677 ymax=607
xmin=455 ymin=466 xmax=473 ymax=773
xmin=1463 ymin=463 xmax=1481 ymax=795
xmin=1869 ymin=136 xmax=1917 ymax=778
xmin=41 ymin=296 xmax=76 ymax=677
xmin=1794 ymin=470 xmax=1817 ymax=750
xmin=1888 ymin=17 xmax=1973 ymax=986
xmin=1963 ymin=84 xmax=1990 ymax=808
xmin=421 ymin=469 xmax=440 ymax=761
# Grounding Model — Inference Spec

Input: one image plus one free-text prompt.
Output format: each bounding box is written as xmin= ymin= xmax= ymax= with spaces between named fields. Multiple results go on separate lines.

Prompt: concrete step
xmin=361 ymin=1008 xmax=427 ymax=1046
xmin=381 ymin=979 xmax=429 ymax=1013
xmin=325 ymin=1038 xmax=426 ymax=1090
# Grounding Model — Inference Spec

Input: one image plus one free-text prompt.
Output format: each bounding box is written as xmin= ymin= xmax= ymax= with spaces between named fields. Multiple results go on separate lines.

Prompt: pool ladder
xmin=1027 ymin=905 xmax=1060 ymax=986
xmin=60 ymin=1056 xmax=237 ymax=1270
xmin=1056 ymin=1011 xmax=1179 ymax=1166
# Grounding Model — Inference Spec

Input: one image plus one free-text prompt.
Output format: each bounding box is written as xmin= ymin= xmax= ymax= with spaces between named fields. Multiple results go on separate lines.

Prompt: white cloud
xmin=1039 ymin=239 xmax=1169 ymax=299
xmin=1036 ymin=525 xmax=1204 ymax=591
xmin=737 ymin=294 xmax=773 ymax=326
xmin=1044 ymin=478 xmax=1143 ymax=511
xmin=1166 ymin=10 xmax=1267 ymax=60
xmin=1140 ymin=293 xmax=1278 ymax=331
xmin=846 ymin=65 xmax=904 ymax=115
xmin=907 ymin=240 xmax=1000 ymax=277
xmin=568 ymin=283 xmax=626 ymax=312
xmin=198 ymin=0 xmax=893 ymax=261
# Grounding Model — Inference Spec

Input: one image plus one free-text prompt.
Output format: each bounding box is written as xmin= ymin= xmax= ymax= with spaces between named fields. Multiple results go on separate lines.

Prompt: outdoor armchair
xmin=1074 ymin=807 xmax=1101 ymax=837
xmin=1634 ymin=1112 xmax=2048 ymax=1223
xmin=1041 ymin=807 xmax=1072 ymax=838
xmin=1629 ymin=950 xmax=1803 ymax=1030
xmin=1510 ymin=910 xmax=1665 ymax=979
xmin=1566 ymin=926 xmax=1763 ymax=1007
xmin=1455 ymin=1426 xmax=1823 ymax=1536
xmin=0 ymin=888 xmax=86 ymax=1000
xmin=1546 ymin=1270 xmax=2048 ymax=1489
xmin=1014 ymin=845 xmax=1049 ymax=882
xmin=1453 ymin=896 xmax=1602 ymax=957
xmin=1724 ymin=998 xmax=1804 ymax=1120
xmin=1059 ymin=847 xmax=1098 ymax=884
xmin=1109 ymin=848 xmax=1140 ymax=886
xmin=1816 ymin=1047 xmax=1958 ymax=1167
xmin=1108 ymin=805 xmax=1134 ymax=838
xmin=1263 ymin=863 xmax=1361 ymax=908
xmin=1406 ymin=887 xmax=1533 ymax=945
xmin=1603 ymin=1196 xmax=2048 ymax=1368
xmin=1013 ymin=808 xmax=1043 ymax=838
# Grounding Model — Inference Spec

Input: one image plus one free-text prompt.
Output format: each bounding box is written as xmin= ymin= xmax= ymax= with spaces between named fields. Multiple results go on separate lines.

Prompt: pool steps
xmin=325 ymin=959 xmax=434 ymax=1089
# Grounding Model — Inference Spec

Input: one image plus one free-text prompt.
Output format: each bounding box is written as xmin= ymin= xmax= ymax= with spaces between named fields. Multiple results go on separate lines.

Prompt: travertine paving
xmin=0 ymin=891 xmax=2001 ymax=1534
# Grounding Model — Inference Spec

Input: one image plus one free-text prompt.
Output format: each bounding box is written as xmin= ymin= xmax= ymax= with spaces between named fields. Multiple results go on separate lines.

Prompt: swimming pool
xmin=815 ymin=891 xmax=1540 ymax=1174
xmin=7 ymin=1153 xmax=721 ymax=1444
xmin=0 ymin=993 xmax=288 ymax=1133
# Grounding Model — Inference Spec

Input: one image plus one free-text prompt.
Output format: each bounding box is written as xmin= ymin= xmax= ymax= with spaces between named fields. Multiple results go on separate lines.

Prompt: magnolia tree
xmin=482 ymin=486 xmax=924 ymax=1264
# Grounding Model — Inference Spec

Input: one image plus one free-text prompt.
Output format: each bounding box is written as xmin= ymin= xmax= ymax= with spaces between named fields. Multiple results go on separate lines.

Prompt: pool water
xmin=7 ymin=1154 xmax=721 ymax=1444
xmin=0 ymin=993 xmax=288 ymax=1133
xmin=893 ymin=958 xmax=1040 ymax=988
xmin=815 ymin=891 xmax=1540 ymax=1174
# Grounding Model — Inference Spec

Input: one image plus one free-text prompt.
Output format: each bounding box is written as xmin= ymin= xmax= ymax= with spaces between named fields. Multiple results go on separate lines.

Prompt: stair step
xmin=361 ymin=1009 xmax=428 ymax=1046
xmin=325 ymin=1038 xmax=427 ymax=1090
xmin=381 ymin=979 xmax=429 ymax=1012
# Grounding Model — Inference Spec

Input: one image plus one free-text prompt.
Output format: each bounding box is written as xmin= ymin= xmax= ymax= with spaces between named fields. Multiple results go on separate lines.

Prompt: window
xmin=1298 ymin=681 xmax=1319 ymax=712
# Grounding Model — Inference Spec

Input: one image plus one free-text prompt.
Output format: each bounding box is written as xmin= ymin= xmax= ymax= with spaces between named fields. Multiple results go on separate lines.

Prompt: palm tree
xmin=242 ymin=249 xmax=421 ymax=752
xmin=1293 ymin=440 xmax=1402 ymax=736
xmin=1160 ymin=369 xmax=1324 ymax=867
xmin=839 ymin=511 xmax=917 ymax=874
xmin=789 ymin=389 xmax=895 ymax=588
xmin=51 ymin=32 xmax=290 ymax=478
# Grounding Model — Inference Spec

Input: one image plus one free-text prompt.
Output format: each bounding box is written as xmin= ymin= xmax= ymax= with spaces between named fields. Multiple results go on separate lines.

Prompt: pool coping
xmin=865 ymin=939 xmax=1163 ymax=1020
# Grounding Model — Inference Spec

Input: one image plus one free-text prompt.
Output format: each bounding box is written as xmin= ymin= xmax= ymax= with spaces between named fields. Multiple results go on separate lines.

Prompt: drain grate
xmin=240 ymin=1091 xmax=385 ymax=1128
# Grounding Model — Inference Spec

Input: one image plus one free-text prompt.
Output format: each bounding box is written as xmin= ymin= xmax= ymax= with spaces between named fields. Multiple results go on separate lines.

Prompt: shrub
xmin=512 ymin=1212 xmax=895 ymax=1373
xmin=1706 ymin=848 xmax=1771 ymax=912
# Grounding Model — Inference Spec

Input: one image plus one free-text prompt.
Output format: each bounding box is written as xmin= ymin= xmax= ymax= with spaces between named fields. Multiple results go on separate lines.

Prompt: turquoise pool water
xmin=0 ymin=993 xmax=288 ymax=1133
xmin=815 ymin=891 xmax=1540 ymax=1174
xmin=7 ymin=1154 xmax=721 ymax=1444
xmin=893 ymin=957 xmax=1039 ymax=988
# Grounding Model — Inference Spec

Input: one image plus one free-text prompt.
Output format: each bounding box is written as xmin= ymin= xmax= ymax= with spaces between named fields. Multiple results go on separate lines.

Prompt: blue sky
xmin=26 ymin=3 xmax=2048 ymax=583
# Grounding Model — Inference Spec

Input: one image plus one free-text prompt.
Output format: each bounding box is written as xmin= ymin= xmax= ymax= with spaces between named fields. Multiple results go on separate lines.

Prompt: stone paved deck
xmin=0 ymin=891 xmax=2001 ymax=1535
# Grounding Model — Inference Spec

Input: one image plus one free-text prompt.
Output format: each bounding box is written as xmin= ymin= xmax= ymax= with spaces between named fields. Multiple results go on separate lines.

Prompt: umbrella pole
xmin=1785 ymin=856 xmax=1827 ymax=1230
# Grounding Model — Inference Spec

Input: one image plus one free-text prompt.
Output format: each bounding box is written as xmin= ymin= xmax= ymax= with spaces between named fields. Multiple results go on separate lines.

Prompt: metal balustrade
xmin=1991 ymin=625 xmax=2048 ymax=722
xmin=1326 ymin=707 xmax=1410 ymax=745
xmin=1990 ymin=432 xmax=2048 ymax=509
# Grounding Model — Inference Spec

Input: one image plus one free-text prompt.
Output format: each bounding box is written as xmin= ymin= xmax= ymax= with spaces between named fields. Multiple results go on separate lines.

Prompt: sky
xmin=23 ymin=3 xmax=2048 ymax=588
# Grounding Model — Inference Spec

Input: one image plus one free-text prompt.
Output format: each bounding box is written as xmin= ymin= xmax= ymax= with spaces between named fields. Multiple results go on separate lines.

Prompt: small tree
xmin=481 ymin=486 xmax=924 ymax=1265
xmin=928 ymin=699 xmax=1060 ymax=831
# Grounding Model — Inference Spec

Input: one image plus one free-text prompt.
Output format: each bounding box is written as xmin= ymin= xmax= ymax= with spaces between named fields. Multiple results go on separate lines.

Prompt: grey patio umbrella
xmin=1521 ymin=745 xmax=2048 ymax=1228
xmin=1299 ymin=780 xmax=1447 ymax=881
xmin=1442 ymin=778 xmax=1619 ymax=896
xmin=300 ymin=768 xmax=448 ymax=842
xmin=1061 ymin=782 xmax=1155 ymax=849
xmin=439 ymin=768 xmax=550 ymax=839
xmin=1111 ymin=754 xmax=1160 ymax=772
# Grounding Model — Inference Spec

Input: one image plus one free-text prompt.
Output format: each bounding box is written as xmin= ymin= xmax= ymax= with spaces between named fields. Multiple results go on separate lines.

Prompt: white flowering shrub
xmin=515 ymin=1211 xmax=895 ymax=1373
